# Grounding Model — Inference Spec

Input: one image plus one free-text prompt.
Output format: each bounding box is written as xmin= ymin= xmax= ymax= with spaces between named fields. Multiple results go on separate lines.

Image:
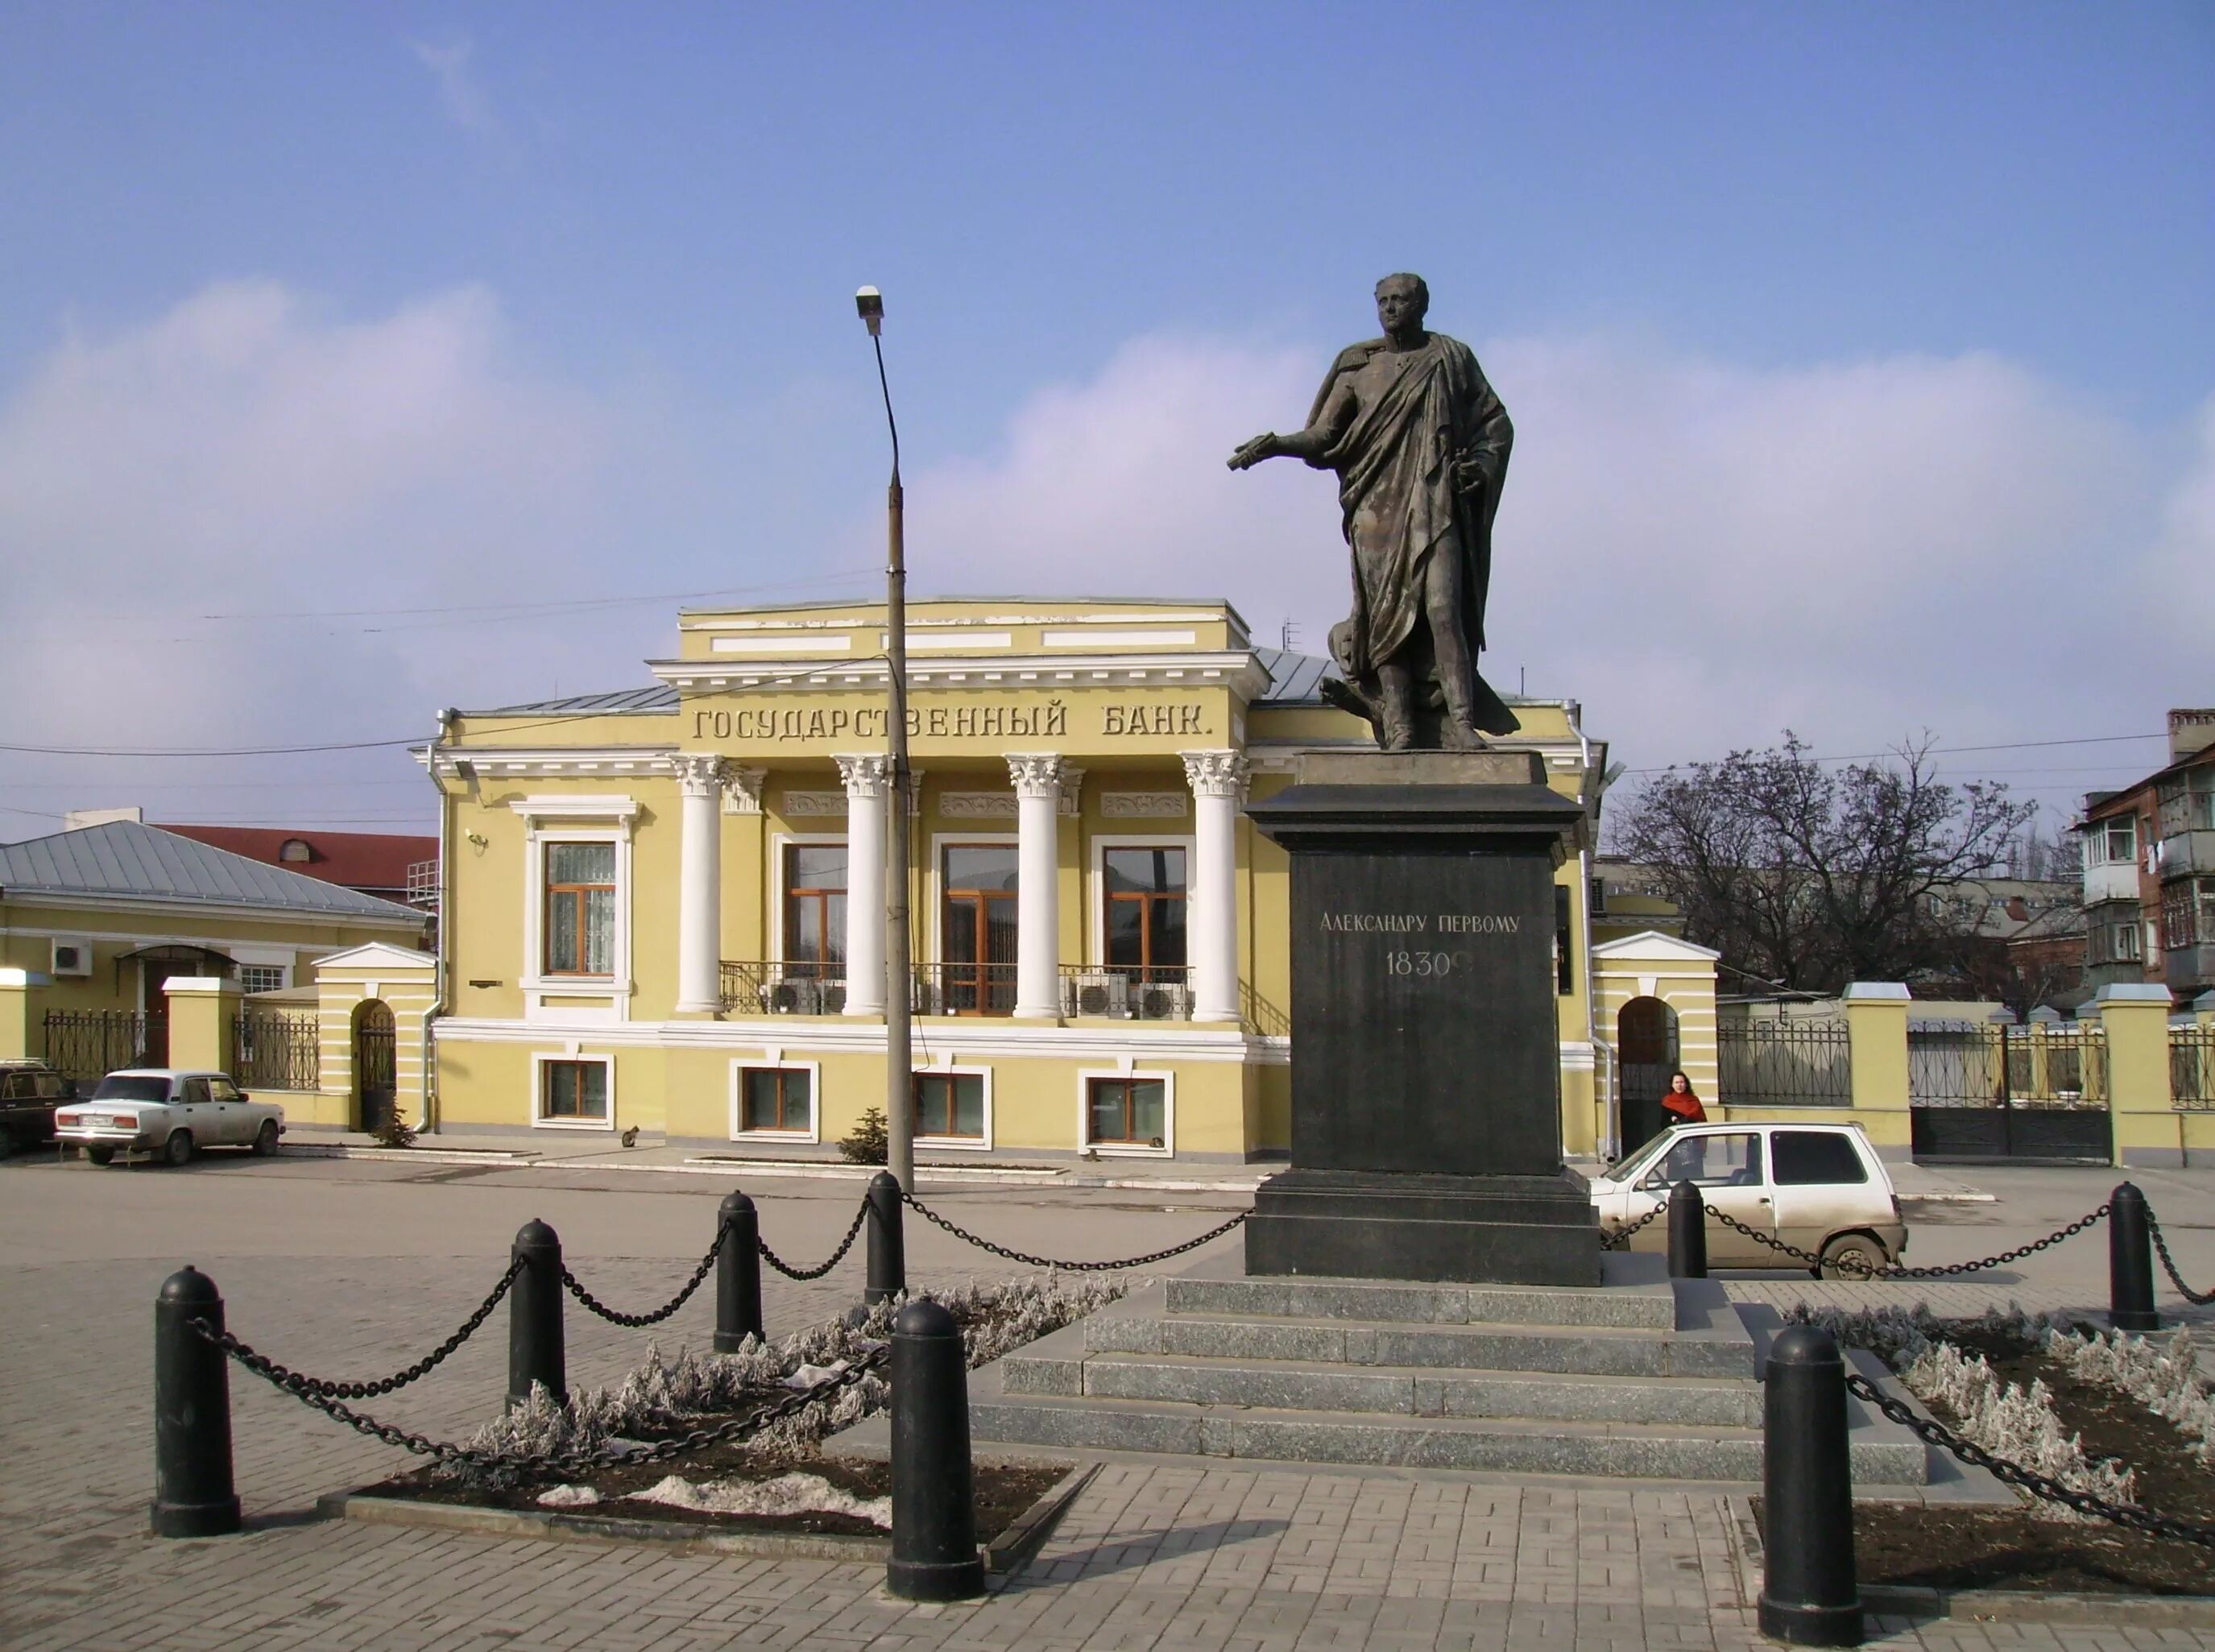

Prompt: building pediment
xmin=1589 ymin=929 xmax=1721 ymax=965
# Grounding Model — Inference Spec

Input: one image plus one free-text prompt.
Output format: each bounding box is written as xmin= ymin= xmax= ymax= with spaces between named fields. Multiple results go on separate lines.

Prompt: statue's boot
xmin=1429 ymin=628 xmax=1491 ymax=749
xmin=1375 ymin=663 xmax=1418 ymax=751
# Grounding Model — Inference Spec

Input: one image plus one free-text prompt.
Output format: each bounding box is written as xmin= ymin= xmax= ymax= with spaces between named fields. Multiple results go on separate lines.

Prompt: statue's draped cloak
xmin=1308 ymin=333 xmax=1516 ymax=734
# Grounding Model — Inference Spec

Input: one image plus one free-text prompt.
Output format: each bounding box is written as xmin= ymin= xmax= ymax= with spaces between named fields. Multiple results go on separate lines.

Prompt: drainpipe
xmin=1575 ymin=718 xmax=1612 ymax=1161
xmin=420 ymin=713 xmax=457 ymax=1135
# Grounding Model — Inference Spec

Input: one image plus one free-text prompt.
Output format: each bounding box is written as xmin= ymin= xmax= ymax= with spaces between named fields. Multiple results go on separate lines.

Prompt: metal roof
xmin=0 ymin=822 xmax=424 ymax=922
xmin=1252 ymin=648 xmax=1339 ymax=704
xmin=470 ymin=685 xmax=679 ymax=716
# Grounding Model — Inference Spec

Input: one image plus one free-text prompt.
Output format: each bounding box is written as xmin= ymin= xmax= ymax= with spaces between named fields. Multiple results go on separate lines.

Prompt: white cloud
xmin=904 ymin=329 xmax=2212 ymax=797
xmin=410 ymin=37 xmax=495 ymax=135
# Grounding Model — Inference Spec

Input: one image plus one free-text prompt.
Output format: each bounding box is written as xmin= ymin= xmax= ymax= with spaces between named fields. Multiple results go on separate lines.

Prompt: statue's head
xmin=1374 ymin=273 xmax=1430 ymax=332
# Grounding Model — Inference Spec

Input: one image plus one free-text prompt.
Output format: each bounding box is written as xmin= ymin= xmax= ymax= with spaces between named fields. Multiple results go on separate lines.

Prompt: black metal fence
xmin=43 ymin=1008 xmax=159 ymax=1080
xmin=1715 ymin=1019 xmax=1853 ymax=1106
xmin=1908 ymin=1021 xmax=2108 ymax=1108
xmin=718 ymin=961 xmax=847 ymax=1016
xmin=2176 ymin=1022 xmax=2215 ymax=1111
xmin=230 ymin=1012 xmax=320 ymax=1091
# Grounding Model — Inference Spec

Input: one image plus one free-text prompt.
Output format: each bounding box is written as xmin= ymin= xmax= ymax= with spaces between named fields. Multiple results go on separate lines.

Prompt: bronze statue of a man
xmin=1230 ymin=274 xmax=1518 ymax=749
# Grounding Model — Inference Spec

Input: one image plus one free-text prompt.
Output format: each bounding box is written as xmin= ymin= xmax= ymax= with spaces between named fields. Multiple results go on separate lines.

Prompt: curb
xmin=1860 ymin=1583 xmax=2215 ymax=1627
xmin=279 ymin=1144 xmax=537 ymax=1167
xmin=317 ymin=1459 xmax=1096 ymax=1578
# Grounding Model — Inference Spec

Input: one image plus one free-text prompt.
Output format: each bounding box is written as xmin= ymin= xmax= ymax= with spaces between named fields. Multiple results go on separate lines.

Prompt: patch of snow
xmin=626 ymin=1471 xmax=891 ymax=1528
xmin=536 ymin=1484 xmax=602 ymax=1507
xmin=783 ymin=1360 xmax=849 ymax=1389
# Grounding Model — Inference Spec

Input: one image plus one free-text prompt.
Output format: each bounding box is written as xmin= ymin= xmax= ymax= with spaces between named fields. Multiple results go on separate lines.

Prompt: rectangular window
xmin=1087 ymin=1077 xmax=1167 ymax=1147
xmin=1641 ymin=1132 xmax=1763 ymax=1190
xmin=544 ymin=842 xmax=616 ymax=975
xmin=913 ymin=1071 xmax=985 ymax=1139
xmin=1770 ymin=1132 xmax=1869 ymax=1186
xmin=1555 ymin=884 xmax=1573 ymax=996
xmin=1103 ymin=847 xmax=1186 ymax=981
xmin=238 ymin=965 xmax=286 ymax=995
xmin=739 ymin=1066 xmax=812 ymax=1133
xmin=543 ymin=1059 xmax=609 ymax=1121
xmin=942 ymin=844 xmax=1019 ymax=1014
xmin=783 ymin=844 xmax=848 ymax=977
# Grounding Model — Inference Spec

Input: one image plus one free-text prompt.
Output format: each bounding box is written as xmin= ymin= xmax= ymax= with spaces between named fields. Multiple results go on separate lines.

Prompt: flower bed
xmin=354 ymin=1275 xmax=1124 ymax=1537
xmin=1778 ymin=1306 xmax=2215 ymax=1596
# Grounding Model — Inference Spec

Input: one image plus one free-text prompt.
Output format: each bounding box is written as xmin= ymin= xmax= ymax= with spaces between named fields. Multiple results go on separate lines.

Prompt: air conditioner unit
xmin=817 ymin=981 xmax=847 ymax=1015
xmin=1065 ymin=971 xmax=1128 ymax=1018
xmin=1132 ymin=981 xmax=1192 ymax=1022
xmin=50 ymin=941 xmax=91 ymax=977
xmin=768 ymin=978 xmax=822 ymax=1015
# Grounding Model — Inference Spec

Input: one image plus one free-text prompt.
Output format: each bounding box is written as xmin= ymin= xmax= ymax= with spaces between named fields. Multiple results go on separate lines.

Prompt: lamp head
xmin=855 ymin=286 xmax=884 ymax=337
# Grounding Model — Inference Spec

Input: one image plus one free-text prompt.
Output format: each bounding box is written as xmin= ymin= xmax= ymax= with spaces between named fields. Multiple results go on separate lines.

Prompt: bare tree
xmin=1613 ymin=734 xmax=2036 ymax=994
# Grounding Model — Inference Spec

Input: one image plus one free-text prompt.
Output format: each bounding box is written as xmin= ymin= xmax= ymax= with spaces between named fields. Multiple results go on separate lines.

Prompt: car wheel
xmin=85 ymin=1146 xmax=116 ymax=1166
xmin=1817 ymin=1232 xmax=1889 ymax=1281
xmin=251 ymin=1120 xmax=279 ymax=1157
xmin=163 ymin=1131 xmax=194 ymax=1168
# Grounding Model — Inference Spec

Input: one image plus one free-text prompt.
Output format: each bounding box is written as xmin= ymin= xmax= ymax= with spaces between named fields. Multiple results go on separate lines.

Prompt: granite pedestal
xmin=1244 ymin=750 xmax=1600 ymax=1286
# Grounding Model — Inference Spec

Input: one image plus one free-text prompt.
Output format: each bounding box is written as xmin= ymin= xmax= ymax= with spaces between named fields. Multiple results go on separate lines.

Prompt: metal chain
xmin=1704 ymin=1202 xmax=2109 ymax=1280
xmin=902 ymin=1193 xmax=1248 ymax=1271
xmin=1844 ymin=1371 xmax=2215 ymax=1548
xmin=758 ymin=1197 xmax=870 ymax=1281
xmin=2146 ymin=1211 xmax=2215 ymax=1306
xmin=561 ymin=1223 xmax=729 ymax=1327
xmin=191 ymin=1316 xmax=886 ymax=1476
xmin=1600 ymin=1203 xmax=1665 ymax=1251
xmin=188 ymin=1256 xmax=526 ymax=1402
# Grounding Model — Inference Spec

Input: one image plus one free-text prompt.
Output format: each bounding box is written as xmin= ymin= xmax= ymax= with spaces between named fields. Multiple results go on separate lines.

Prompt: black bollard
xmin=1667 ymin=1180 xmax=1708 ymax=1279
xmin=2109 ymin=1182 xmax=2159 ymax=1333
xmin=1758 ymin=1324 xmax=1863 ymax=1646
xmin=507 ymin=1218 xmax=567 ymax=1410
xmin=866 ymin=1170 xmax=906 ymax=1306
xmin=715 ymin=1189 xmax=764 ymax=1352
xmin=888 ymin=1298 xmax=984 ymax=1600
xmin=151 ymin=1265 xmax=242 ymax=1538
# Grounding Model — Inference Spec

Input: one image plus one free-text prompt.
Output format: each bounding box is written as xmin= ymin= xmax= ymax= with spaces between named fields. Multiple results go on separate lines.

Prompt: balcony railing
xmin=721 ymin=960 xmax=1217 ymax=1021
xmin=720 ymin=961 xmax=847 ymax=1016
xmin=1059 ymin=964 xmax=1194 ymax=1021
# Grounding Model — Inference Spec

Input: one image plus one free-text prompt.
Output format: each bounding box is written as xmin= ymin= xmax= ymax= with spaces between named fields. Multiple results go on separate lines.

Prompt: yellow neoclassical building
xmin=412 ymin=597 xmax=1683 ymax=1161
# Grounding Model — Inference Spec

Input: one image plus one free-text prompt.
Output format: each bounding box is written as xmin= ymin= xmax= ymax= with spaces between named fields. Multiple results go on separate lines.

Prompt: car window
xmin=91 ymin=1075 xmax=172 ymax=1102
xmin=1640 ymin=1132 xmax=1764 ymax=1190
xmin=39 ymin=1075 xmax=65 ymax=1099
xmin=0 ymin=1073 xmax=25 ymax=1099
xmin=182 ymin=1079 xmax=212 ymax=1106
xmin=1772 ymin=1132 xmax=1869 ymax=1186
xmin=208 ymin=1078 xmax=239 ymax=1103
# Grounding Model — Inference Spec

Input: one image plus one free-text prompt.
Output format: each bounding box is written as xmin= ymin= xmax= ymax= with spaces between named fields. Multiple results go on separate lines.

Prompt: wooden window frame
xmin=532 ymin=1053 xmax=615 ymax=1131
xmin=909 ymin=1065 xmax=992 ymax=1150
xmin=543 ymin=842 xmax=616 ymax=977
xmin=733 ymin=1062 xmax=817 ymax=1138
xmin=1102 ymin=844 xmax=1188 ymax=983
xmin=1074 ymin=1066 xmax=1174 ymax=1157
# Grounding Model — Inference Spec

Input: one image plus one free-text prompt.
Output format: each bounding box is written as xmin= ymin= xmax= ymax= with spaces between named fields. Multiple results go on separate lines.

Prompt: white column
xmin=1008 ymin=753 xmax=1066 ymax=1020
xmin=835 ymin=754 xmax=891 ymax=1016
xmin=1182 ymin=750 xmax=1249 ymax=1023
xmin=673 ymin=754 xmax=727 ymax=1013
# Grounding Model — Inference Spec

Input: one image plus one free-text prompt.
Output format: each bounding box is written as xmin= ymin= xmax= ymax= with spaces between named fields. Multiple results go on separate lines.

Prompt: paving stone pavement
xmin=6 ymin=1152 xmax=2215 ymax=1650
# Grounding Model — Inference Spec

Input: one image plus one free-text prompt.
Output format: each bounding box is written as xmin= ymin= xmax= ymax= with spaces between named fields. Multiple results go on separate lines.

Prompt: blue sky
xmin=2 ymin=3 xmax=2209 ymax=835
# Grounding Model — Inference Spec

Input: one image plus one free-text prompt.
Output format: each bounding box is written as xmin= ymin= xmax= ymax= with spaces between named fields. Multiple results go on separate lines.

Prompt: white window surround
xmin=768 ymin=832 xmax=847 ymax=967
xmin=912 ymin=1062 xmax=994 ymax=1153
xmin=1087 ymin=834 xmax=1198 ymax=967
xmin=727 ymin=1055 xmax=823 ymax=1145
xmin=1075 ymin=1066 xmax=1176 ymax=1157
xmin=531 ymin=1050 xmax=617 ymax=1131
xmin=515 ymin=797 xmax=637 ymax=1015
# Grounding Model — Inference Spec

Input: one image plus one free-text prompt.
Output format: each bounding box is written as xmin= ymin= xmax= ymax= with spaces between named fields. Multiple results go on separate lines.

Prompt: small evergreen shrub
xmin=838 ymin=1107 xmax=888 ymax=1165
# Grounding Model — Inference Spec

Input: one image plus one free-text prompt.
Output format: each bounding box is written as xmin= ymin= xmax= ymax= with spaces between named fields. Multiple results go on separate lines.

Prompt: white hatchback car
xmin=54 ymin=1069 xmax=286 ymax=1167
xmin=1589 ymin=1120 xmax=1907 ymax=1277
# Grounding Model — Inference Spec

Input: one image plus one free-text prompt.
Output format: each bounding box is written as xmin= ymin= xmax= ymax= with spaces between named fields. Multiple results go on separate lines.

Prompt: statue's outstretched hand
xmin=1228 ymin=433 xmax=1278 ymax=471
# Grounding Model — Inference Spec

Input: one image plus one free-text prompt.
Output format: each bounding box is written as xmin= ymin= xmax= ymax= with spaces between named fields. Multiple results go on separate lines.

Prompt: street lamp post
xmin=856 ymin=286 xmax=914 ymax=1194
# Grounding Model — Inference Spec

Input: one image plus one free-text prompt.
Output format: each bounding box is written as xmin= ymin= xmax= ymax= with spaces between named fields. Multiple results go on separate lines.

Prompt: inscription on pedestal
xmin=1295 ymin=851 xmax=1562 ymax=1179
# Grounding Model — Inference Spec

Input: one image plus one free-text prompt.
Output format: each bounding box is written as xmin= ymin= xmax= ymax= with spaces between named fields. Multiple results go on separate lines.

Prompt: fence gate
xmin=354 ymin=1001 xmax=396 ymax=1134
xmin=42 ymin=1009 xmax=155 ymax=1083
xmin=1908 ymin=1021 xmax=2110 ymax=1163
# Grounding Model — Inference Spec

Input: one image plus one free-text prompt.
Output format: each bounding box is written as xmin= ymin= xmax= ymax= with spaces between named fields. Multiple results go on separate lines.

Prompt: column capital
xmin=674 ymin=752 xmax=727 ymax=798
xmin=1181 ymin=749 xmax=1250 ymax=801
xmin=1058 ymin=764 xmax=1087 ymax=818
xmin=721 ymin=767 xmax=766 ymax=815
xmin=1006 ymin=752 xmax=1068 ymax=801
xmin=835 ymin=752 xmax=895 ymax=800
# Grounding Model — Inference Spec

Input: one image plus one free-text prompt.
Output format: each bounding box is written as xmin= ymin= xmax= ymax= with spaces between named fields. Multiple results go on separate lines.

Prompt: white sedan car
xmin=55 ymin=1069 xmax=286 ymax=1167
